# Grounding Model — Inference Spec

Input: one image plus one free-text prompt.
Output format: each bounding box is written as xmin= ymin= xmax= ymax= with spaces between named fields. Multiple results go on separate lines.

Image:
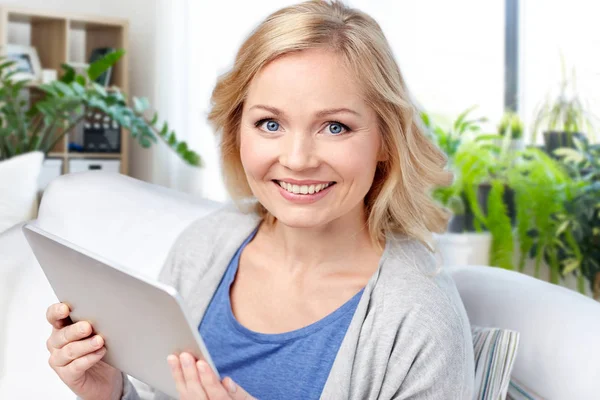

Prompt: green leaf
xmin=176 ymin=141 xmax=188 ymax=153
xmin=562 ymin=258 xmax=580 ymax=275
xmin=36 ymin=83 xmax=60 ymax=97
xmin=554 ymin=147 xmax=584 ymax=164
xmin=453 ymin=105 xmax=478 ymax=131
xmin=91 ymin=82 xmax=108 ymax=98
xmin=555 ymin=220 xmax=570 ymax=236
xmin=0 ymin=60 xmax=16 ymax=71
xmin=87 ymin=49 xmax=125 ymax=82
xmin=133 ymin=97 xmax=150 ymax=114
xmin=167 ymin=132 xmax=177 ymax=146
xmin=140 ymin=136 xmax=152 ymax=148
xmin=161 ymin=122 xmax=169 ymax=137
xmin=53 ymin=81 xmax=75 ymax=97
xmin=420 ymin=111 xmax=431 ymax=128
xmin=133 ymin=98 xmax=143 ymax=114
xmin=60 ymin=63 xmax=76 ymax=83
xmin=75 ymin=75 xmax=86 ymax=86
xmin=150 ymin=112 xmax=158 ymax=126
xmin=71 ymin=82 xmax=86 ymax=96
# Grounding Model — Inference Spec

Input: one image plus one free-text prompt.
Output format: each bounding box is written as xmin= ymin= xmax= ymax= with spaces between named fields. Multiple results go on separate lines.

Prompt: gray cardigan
xmin=121 ymin=206 xmax=474 ymax=399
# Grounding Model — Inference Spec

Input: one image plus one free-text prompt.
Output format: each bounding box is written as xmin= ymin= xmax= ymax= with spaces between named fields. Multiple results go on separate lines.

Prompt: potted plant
xmin=0 ymin=49 xmax=200 ymax=234
xmin=554 ymin=141 xmax=600 ymax=298
xmin=466 ymin=133 xmax=519 ymax=270
xmin=532 ymin=61 xmax=597 ymax=156
xmin=0 ymin=50 xmax=200 ymax=165
xmin=421 ymin=107 xmax=495 ymax=266
xmin=497 ymin=111 xmax=524 ymax=151
xmin=508 ymin=147 xmax=580 ymax=283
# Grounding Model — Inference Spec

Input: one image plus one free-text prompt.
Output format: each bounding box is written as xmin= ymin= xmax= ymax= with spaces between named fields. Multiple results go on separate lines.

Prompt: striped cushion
xmin=472 ymin=326 xmax=520 ymax=400
xmin=506 ymin=378 xmax=545 ymax=400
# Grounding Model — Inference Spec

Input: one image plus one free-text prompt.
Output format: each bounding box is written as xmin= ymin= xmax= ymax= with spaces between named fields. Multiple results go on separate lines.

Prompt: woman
xmin=44 ymin=1 xmax=474 ymax=399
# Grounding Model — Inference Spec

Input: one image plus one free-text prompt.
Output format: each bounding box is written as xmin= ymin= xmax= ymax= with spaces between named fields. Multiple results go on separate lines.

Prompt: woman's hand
xmin=45 ymin=302 xmax=124 ymax=400
xmin=168 ymin=352 xmax=255 ymax=400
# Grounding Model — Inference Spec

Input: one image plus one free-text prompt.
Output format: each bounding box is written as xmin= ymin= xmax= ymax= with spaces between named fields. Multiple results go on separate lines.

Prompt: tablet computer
xmin=22 ymin=222 xmax=218 ymax=399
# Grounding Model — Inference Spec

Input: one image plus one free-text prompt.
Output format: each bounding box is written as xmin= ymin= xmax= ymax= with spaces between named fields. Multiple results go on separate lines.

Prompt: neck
xmin=262 ymin=204 xmax=379 ymax=272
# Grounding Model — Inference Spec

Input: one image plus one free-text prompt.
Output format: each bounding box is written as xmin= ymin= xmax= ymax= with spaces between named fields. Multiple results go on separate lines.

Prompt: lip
xmin=273 ymin=181 xmax=335 ymax=204
xmin=274 ymin=178 xmax=335 ymax=185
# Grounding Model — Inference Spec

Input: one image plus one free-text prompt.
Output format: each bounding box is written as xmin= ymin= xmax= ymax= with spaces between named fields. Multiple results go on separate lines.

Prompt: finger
xmin=48 ymin=321 xmax=93 ymax=350
xmin=168 ymin=354 xmax=189 ymax=397
xmin=197 ymin=360 xmax=230 ymax=399
xmin=222 ymin=377 xmax=254 ymax=400
xmin=180 ymin=353 xmax=207 ymax=399
xmin=46 ymin=303 xmax=71 ymax=329
xmin=51 ymin=334 xmax=104 ymax=367
xmin=61 ymin=346 xmax=107 ymax=378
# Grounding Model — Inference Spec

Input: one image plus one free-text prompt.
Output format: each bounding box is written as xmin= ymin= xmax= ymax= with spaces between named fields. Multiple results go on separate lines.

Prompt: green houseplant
xmin=532 ymin=61 xmax=597 ymax=155
xmin=497 ymin=111 xmax=524 ymax=151
xmin=0 ymin=49 xmax=201 ymax=166
xmin=554 ymin=140 xmax=600 ymax=298
xmin=509 ymin=147 xmax=581 ymax=283
xmin=498 ymin=111 xmax=523 ymax=139
xmin=423 ymin=105 xmax=598 ymax=297
xmin=421 ymin=106 xmax=487 ymax=224
xmin=448 ymin=132 xmax=518 ymax=270
xmin=422 ymin=107 xmax=516 ymax=269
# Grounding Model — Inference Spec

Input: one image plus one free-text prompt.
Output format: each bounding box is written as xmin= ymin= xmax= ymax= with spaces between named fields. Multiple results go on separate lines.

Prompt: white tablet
xmin=22 ymin=223 xmax=218 ymax=399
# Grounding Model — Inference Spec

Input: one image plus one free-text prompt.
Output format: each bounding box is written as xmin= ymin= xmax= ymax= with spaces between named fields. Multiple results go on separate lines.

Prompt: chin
xmin=268 ymin=204 xmax=336 ymax=229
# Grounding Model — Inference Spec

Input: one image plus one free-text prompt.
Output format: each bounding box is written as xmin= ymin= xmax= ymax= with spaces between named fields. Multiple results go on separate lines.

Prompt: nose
xmin=278 ymin=132 xmax=319 ymax=171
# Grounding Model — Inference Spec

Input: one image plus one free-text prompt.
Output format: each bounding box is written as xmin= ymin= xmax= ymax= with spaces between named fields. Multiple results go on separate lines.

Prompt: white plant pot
xmin=433 ymin=232 xmax=492 ymax=267
xmin=0 ymin=151 xmax=44 ymax=234
xmin=492 ymin=138 xmax=525 ymax=152
xmin=509 ymin=138 xmax=525 ymax=151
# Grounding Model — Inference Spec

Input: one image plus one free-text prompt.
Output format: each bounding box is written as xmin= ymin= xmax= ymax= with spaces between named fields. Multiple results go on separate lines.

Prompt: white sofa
xmin=1 ymin=171 xmax=599 ymax=399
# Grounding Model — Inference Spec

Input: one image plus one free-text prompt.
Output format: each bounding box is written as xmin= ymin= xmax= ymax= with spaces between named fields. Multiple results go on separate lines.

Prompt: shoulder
xmin=174 ymin=203 xmax=259 ymax=247
xmin=159 ymin=203 xmax=260 ymax=285
xmin=369 ymin=234 xmax=474 ymax=396
xmin=375 ymin=233 xmax=472 ymax=350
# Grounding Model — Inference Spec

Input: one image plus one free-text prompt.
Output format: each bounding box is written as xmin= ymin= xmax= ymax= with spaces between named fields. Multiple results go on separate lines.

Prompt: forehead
xmin=245 ymin=48 xmax=366 ymax=109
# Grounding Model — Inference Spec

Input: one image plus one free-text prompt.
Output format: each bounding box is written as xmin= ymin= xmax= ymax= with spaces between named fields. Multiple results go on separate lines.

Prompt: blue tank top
xmin=199 ymin=229 xmax=364 ymax=400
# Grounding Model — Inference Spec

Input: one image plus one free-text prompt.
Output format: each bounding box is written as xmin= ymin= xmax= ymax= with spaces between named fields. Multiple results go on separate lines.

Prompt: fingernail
xmin=181 ymin=354 xmax=192 ymax=367
xmin=79 ymin=323 xmax=87 ymax=334
xmin=226 ymin=377 xmax=237 ymax=394
xmin=167 ymin=356 xmax=177 ymax=371
xmin=92 ymin=335 xmax=102 ymax=346
xmin=197 ymin=360 xmax=206 ymax=373
xmin=61 ymin=305 xmax=68 ymax=315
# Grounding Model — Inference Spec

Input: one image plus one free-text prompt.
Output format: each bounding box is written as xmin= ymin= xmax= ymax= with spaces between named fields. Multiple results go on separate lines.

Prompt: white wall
xmin=2 ymin=0 xmax=169 ymax=186
xmin=520 ymin=0 xmax=600 ymax=143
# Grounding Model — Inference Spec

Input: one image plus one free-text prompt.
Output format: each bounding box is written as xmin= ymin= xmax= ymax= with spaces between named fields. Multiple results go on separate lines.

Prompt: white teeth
xmin=277 ymin=181 xmax=333 ymax=195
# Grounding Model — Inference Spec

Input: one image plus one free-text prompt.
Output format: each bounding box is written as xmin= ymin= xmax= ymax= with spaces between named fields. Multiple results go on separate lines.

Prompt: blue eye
xmin=256 ymin=119 xmax=279 ymax=132
xmin=328 ymin=122 xmax=348 ymax=135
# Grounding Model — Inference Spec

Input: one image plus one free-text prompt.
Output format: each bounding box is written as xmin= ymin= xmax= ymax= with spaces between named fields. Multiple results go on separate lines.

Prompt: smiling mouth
xmin=273 ymin=180 xmax=336 ymax=195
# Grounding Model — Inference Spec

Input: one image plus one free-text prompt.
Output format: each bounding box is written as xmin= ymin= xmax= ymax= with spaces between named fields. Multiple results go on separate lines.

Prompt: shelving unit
xmin=0 ymin=7 xmax=130 ymax=175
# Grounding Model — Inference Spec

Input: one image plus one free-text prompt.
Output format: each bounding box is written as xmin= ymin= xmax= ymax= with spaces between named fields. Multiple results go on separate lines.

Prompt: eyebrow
xmin=248 ymin=104 xmax=361 ymax=118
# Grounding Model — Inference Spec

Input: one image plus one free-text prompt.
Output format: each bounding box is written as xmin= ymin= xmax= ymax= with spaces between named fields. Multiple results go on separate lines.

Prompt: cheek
xmin=239 ymin=129 xmax=275 ymax=181
xmin=329 ymin=135 xmax=381 ymax=185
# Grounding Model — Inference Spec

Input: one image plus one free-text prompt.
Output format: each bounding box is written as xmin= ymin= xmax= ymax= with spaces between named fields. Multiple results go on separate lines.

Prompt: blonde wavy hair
xmin=207 ymin=0 xmax=452 ymax=250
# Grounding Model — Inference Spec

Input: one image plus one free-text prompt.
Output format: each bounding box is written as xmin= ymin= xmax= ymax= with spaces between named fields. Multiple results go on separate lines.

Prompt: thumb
xmin=222 ymin=377 xmax=255 ymax=400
